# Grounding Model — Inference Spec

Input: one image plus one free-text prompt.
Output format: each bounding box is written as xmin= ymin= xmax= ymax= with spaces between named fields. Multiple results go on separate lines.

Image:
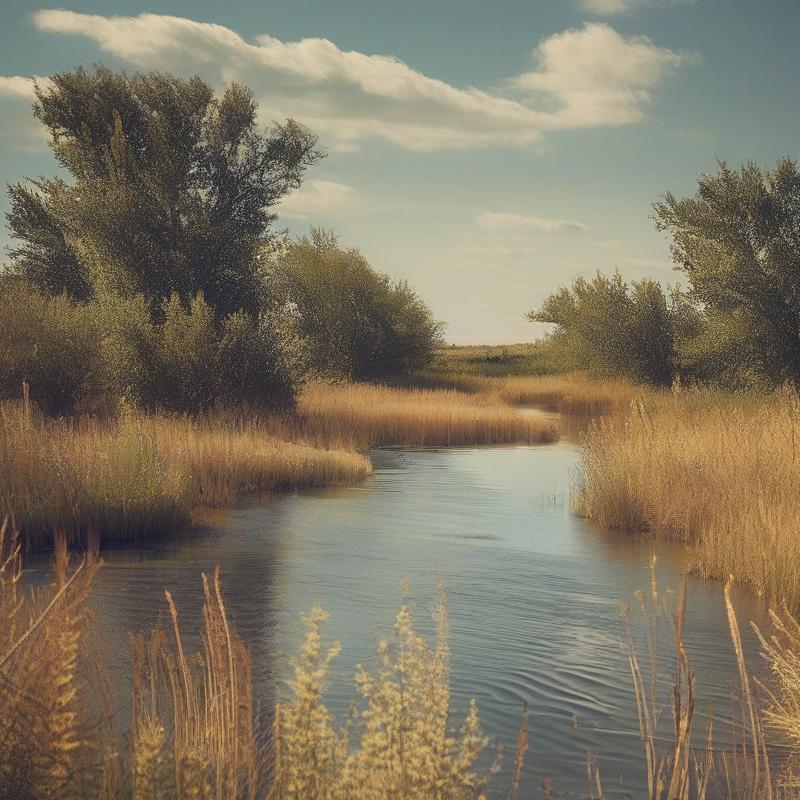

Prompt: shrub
xmin=0 ymin=281 xmax=102 ymax=414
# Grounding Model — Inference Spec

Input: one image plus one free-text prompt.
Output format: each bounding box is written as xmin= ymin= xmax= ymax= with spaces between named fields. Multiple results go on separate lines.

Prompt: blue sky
xmin=1 ymin=0 xmax=798 ymax=343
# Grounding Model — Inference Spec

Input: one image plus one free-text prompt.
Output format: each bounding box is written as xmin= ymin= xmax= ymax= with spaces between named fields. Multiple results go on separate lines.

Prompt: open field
xmin=429 ymin=342 xmax=554 ymax=377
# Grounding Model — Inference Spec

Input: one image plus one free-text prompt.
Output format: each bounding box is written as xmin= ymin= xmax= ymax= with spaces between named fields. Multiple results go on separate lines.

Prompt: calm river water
xmin=27 ymin=423 xmax=773 ymax=798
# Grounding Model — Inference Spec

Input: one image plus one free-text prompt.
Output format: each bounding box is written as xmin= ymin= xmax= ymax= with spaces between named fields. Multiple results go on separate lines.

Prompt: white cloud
xmin=513 ymin=23 xmax=698 ymax=129
xmin=0 ymin=76 xmax=38 ymax=99
xmin=25 ymin=10 xmax=696 ymax=151
xmin=578 ymin=0 xmax=697 ymax=15
xmin=475 ymin=211 xmax=588 ymax=233
xmin=278 ymin=179 xmax=359 ymax=219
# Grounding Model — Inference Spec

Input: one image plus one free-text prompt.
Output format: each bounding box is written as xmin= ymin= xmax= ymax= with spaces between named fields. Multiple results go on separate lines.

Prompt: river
xmin=26 ymin=418 xmax=773 ymax=797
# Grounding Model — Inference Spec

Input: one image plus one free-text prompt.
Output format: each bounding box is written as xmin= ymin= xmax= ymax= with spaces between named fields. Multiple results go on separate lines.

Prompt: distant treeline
xmin=0 ymin=67 xmax=443 ymax=415
xmin=531 ymin=158 xmax=800 ymax=388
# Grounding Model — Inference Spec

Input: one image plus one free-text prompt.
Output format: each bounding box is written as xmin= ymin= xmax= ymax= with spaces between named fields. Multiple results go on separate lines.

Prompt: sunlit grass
xmin=295 ymin=381 xmax=558 ymax=448
xmin=0 ymin=402 xmax=370 ymax=546
xmin=575 ymin=388 xmax=800 ymax=607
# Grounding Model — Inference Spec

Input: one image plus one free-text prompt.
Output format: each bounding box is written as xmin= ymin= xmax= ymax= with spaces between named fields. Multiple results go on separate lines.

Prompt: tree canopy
xmin=654 ymin=157 xmax=800 ymax=385
xmin=6 ymin=66 xmax=321 ymax=318
xmin=270 ymin=230 xmax=444 ymax=381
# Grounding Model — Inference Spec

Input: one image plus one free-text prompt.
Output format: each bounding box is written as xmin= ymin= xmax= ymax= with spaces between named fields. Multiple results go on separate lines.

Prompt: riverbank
xmin=575 ymin=387 xmax=799 ymax=608
xmin=0 ymin=382 xmax=556 ymax=547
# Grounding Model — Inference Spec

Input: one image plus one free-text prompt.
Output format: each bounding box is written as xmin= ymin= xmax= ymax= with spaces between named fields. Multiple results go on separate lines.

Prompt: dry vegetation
xmin=1 ymin=530 xmax=795 ymax=800
xmin=0 ymin=400 xmax=370 ymax=546
xmin=575 ymin=388 xmax=800 ymax=607
xmin=414 ymin=372 xmax=638 ymax=416
xmin=1 ymin=379 xmax=556 ymax=546
xmin=295 ymin=382 xmax=557 ymax=448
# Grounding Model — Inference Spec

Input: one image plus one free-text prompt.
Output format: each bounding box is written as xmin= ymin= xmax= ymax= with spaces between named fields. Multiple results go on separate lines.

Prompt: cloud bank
xmin=475 ymin=211 xmax=589 ymax=233
xmin=16 ymin=10 xmax=696 ymax=151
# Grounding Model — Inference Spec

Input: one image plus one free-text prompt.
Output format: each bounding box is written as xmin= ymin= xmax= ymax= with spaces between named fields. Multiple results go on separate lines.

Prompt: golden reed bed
xmin=295 ymin=382 xmax=557 ymax=448
xmin=0 ymin=381 xmax=556 ymax=545
xmin=576 ymin=389 xmax=800 ymax=608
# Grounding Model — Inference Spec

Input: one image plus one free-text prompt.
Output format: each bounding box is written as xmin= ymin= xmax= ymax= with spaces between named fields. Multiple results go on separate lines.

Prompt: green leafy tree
xmin=654 ymin=157 xmax=800 ymax=385
xmin=529 ymin=271 xmax=677 ymax=385
xmin=270 ymin=230 xmax=443 ymax=380
xmin=6 ymin=66 xmax=321 ymax=318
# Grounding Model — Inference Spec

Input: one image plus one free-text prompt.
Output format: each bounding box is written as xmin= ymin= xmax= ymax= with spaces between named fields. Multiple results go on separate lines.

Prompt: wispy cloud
xmin=278 ymin=179 xmax=359 ymax=219
xmin=475 ymin=211 xmax=589 ymax=233
xmin=0 ymin=75 xmax=44 ymax=99
xmin=22 ymin=10 xmax=696 ymax=151
xmin=578 ymin=0 xmax=698 ymax=16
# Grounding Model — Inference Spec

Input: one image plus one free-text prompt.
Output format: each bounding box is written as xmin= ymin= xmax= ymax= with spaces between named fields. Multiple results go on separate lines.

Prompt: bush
xmin=100 ymin=291 xmax=298 ymax=413
xmin=0 ymin=281 xmax=102 ymax=414
xmin=529 ymin=272 xmax=678 ymax=385
xmin=270 ymin=230 xmax=444 ymax=381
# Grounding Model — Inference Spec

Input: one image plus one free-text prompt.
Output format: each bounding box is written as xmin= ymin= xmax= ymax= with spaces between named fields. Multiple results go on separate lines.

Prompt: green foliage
xmin=654 ymin=157 xmax=800 ymax=386
xmin=0 ymin=281 xmax=102 ymax=414
xmin=271 ymin=230 xmax=444 ymax=380
xmin=529 ymin=272 xmax=678 ymax=385
xmin=6 ymin=66 xmax=320 ymax=318
xmin=101 ymin=292 xmax=298 ymax=413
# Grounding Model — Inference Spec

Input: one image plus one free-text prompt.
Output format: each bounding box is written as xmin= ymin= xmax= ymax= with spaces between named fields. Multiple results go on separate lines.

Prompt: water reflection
xmin=25 ymin=440 xmax=773 ymax=798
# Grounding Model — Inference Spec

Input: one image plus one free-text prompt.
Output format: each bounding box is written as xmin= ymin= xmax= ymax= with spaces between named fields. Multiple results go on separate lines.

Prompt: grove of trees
xmin=531 ymin=157 xmax=800 ymax=388
xmin=1 ymin=67 xmax=443 ymax=414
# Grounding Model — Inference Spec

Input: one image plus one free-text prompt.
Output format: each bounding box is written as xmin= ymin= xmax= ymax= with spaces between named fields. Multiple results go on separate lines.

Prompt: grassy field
xmin=429 ymin=342 xmax=554 ymax=377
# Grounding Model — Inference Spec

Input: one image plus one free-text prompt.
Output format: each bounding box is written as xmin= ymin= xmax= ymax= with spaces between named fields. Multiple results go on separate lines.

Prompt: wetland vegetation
xmin=2 ymin=63 xmax=800 ymax=799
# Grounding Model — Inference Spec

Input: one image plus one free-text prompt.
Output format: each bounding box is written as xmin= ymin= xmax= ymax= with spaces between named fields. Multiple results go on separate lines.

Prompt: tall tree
xmin=6 ymin=66 xmax=321 ymax=317
xmin=654 ymin=157 xmax=800 ymax=384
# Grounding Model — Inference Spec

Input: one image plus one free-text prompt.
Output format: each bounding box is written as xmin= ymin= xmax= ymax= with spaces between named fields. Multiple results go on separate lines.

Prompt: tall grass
xmin=575 ymin=389 xmax=800 ymax=607
xmin=413 ymin=372 xmax=638 ymax=416
xmin=0 ymin=521 xmax=106 ymax=800
xmin=295 ymin=382 xmax=557 ymax=448
xmin=1 ymin=534 xmax=795 ymax=799
xmin=0 ymin=402 xmax=370 ymax=546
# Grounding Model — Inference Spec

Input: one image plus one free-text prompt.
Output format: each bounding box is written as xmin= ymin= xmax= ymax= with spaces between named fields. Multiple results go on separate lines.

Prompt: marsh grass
xmin=621 ymin=561 xmax=777 ymax=800
xmin=0 ymin=521 xmax=106 ymax=800
xmin=294 ymin=382 xmax=557 ymax=448
xmin=0 ymin=402 xmax=371 ymax=546
xmin=1 ymin=536 xmax=796 ymax=800
xmin=575 ymin=389 xmax=800 ymax=606
xmin=413 ymin=372 xmax=638 ymax=417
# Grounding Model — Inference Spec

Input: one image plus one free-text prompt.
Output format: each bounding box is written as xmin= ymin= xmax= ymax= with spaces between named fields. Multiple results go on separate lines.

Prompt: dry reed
xmin=412 ymin=372 xmax=638 ymax=416
xmin=0 ymin=519 xmax=103 ymax=800
xmin=0 ymin=402 xmax=370 ymax=546
xmin=576 ymin=389 xmax=800 ymax=606
xmin=295 ymin=382 xmax=557 ymax=448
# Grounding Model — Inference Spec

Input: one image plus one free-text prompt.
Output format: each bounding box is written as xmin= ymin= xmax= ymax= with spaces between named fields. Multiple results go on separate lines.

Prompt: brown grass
xmin=0 ymin=402 xmax=370 ymax=546
xmin=413 ymin=372 xmax=638 ymax=416
xmin=0 ymin=521 xmax=104 ymax=800
xmin=575 ymin=389 xmax=800 ymax=607
xmin=1 ymin=531 xmax=795 ymax=800
xmin=294 ymin=382 xmax=557 ymax=448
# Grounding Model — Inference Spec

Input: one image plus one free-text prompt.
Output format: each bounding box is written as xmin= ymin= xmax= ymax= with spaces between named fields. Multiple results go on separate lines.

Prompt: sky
xmin=0 ymin=1 xmax=798 ymax=343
